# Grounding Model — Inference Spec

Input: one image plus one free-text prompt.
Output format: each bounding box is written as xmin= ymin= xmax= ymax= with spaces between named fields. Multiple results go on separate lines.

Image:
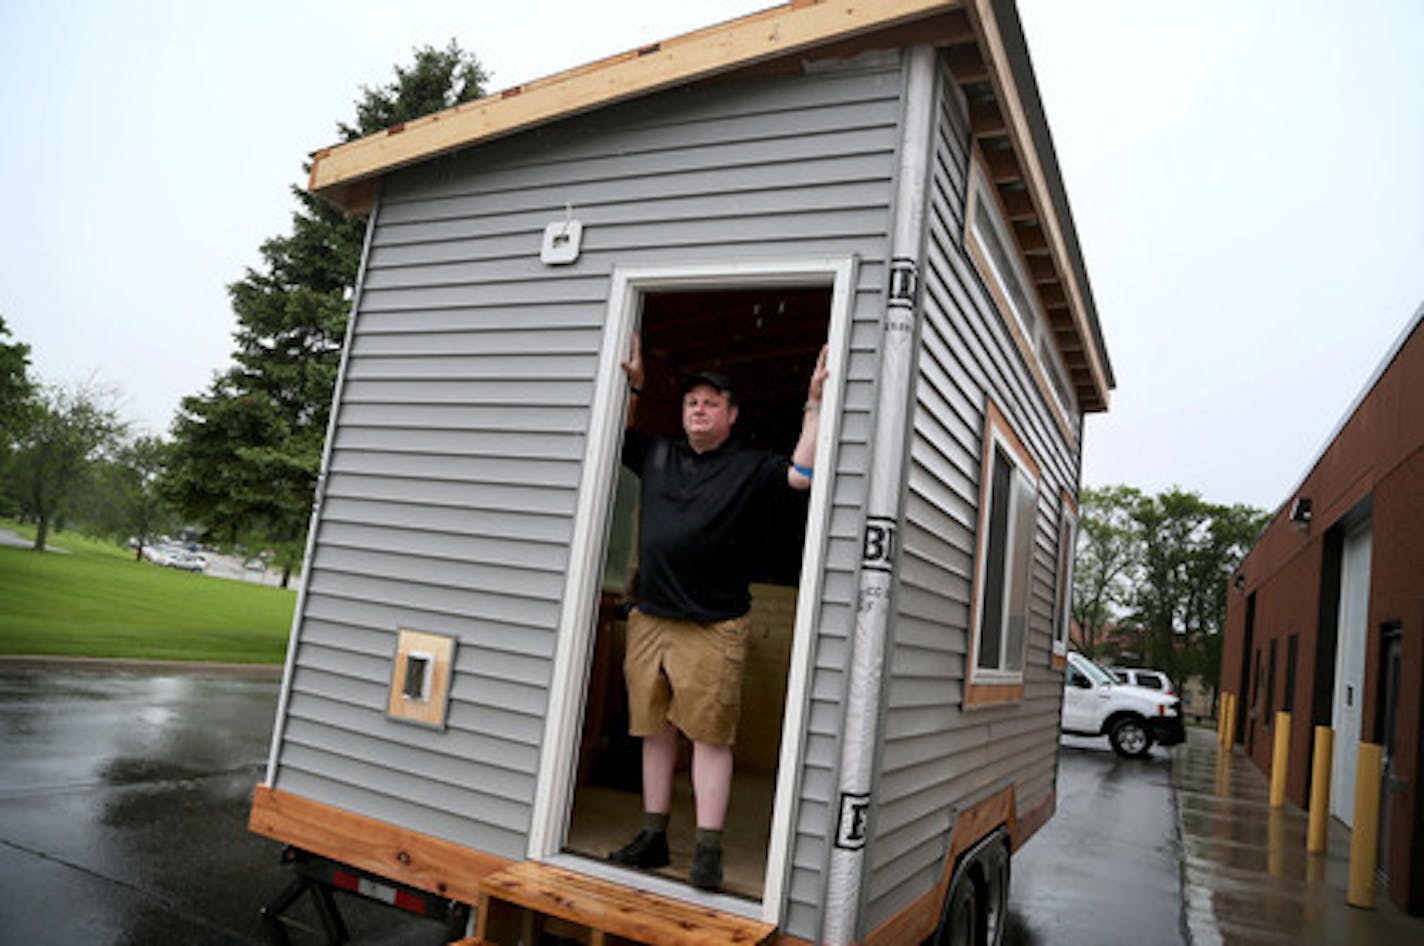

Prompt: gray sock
xmin=642 ymin=811 xmax=670 ymax=834
xmin=695 ymin=827 xmax=722 ymax=849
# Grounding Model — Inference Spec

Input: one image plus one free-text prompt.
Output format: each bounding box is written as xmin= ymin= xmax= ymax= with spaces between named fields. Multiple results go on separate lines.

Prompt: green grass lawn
xmin=0 ymin=520 xmax=296 ymax=664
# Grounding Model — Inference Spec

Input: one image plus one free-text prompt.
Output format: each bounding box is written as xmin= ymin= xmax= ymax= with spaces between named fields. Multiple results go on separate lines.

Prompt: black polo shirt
xmin=622 ymin=428 xmax=794 ymax=622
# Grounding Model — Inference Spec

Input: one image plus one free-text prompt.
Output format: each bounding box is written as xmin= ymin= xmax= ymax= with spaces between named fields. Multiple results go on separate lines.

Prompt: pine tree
xmin=167 ymin=43 xmax=488 ymax=585
xmin=0 ymin=314 xmax=36 ymax=453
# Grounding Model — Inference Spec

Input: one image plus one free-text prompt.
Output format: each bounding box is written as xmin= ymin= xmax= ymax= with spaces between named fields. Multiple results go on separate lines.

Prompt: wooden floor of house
xmin=565 ymin=772 xmax=777 ymax=901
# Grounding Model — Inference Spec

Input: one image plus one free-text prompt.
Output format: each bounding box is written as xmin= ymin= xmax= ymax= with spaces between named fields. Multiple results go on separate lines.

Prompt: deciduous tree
xmin=1128 ymin=489 xmax=1269 ymax=690
xmin=1173 ymin=499 xmax=1270 ymax=696
xmin=1073 ymin=485 xmax=1269 ymax=700
xmin=1071 ymin=485 xmax=1142 ymax=658
xmin=77 ymin=435 xmax=179 ymax=559
xmin=8 ymin=382 xmax=127 ymax=551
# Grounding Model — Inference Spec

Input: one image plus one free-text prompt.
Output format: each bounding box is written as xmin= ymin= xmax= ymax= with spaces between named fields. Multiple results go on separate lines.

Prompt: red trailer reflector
xmin=394 ymin=889 xmax=427 ymax=914
xmin=330 ymin=869 xmax=360 ymax=892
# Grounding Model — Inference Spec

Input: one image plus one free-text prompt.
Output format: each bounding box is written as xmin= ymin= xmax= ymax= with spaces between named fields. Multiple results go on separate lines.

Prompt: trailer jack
xmin=260 ymin=846 xmax=470 ymax=945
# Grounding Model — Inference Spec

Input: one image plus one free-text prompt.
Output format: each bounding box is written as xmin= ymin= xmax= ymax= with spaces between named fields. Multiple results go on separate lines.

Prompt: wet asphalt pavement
xmin=0 ymin=663 xmax=446 ymax=946
xmin=0 ymin=662 xmax=1192 ymax=945
xmin=1004 ymin=736 xmax=1184 ymax=945
xmin=18 ymin=663 xmax=1412 ymax=946
xmin=1174 ymin=727 xmax=1424 ymax=945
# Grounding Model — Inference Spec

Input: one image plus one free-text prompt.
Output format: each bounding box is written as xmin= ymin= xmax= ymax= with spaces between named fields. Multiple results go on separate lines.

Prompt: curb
xmin=0 ymin=654 xmax=284 ymax=677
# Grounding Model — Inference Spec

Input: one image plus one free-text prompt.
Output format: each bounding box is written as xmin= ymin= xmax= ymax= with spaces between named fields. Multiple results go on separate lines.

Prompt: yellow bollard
xmin=1226 ymin=692 xmax=1239 ymax=750
xmin=1217 ymin=693 xmax=1230 ymax=746
xmin=1347 ymin=742 xmax=1384 ymax=909
xmin=1308 ymin=726 xmax=1334 ymax=854
xmin=1220 ymin=693 xmax=1233 ymax=750
xmin=1270 ymin=711 xmax=1292 ymax=808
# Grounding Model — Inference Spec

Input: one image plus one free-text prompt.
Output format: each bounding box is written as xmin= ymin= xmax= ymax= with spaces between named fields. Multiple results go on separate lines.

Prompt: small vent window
xmin=965 ymin=159 xmax=1080 ymax=430
xmin=403 ymin=653 xmax=432 ymax=700
xmin=971 ymin=185 xmax=1039 ymax=344
xmin=1047 ymin=355 xmax=1074 ymax=419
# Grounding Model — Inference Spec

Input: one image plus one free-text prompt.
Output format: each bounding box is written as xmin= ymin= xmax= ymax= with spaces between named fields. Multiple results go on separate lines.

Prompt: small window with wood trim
xmin=966 ymin=403 xmax=1040 ymax=705
xmin=387 ymin=629 xmax=456 ymax=729
xmin=1052 ymin=496 xmax=1077 ymax=666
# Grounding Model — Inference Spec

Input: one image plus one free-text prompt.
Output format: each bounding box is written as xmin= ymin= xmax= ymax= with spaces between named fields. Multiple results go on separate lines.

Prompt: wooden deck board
xmin=478 ymin=861 xmax=776 ymax=946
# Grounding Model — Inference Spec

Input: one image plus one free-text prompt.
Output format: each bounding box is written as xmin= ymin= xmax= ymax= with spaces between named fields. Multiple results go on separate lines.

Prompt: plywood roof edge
xmin=307 ymin=0 xmax=963 ymax=206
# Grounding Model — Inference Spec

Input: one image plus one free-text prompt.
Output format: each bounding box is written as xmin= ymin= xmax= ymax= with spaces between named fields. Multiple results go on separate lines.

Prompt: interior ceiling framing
xmin=637 ymin=287 xmax=832 ymax=449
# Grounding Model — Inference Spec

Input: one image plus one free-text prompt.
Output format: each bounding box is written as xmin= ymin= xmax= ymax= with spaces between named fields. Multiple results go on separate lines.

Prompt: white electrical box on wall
xmin=541 ymin=219 xmax=583 ymax=264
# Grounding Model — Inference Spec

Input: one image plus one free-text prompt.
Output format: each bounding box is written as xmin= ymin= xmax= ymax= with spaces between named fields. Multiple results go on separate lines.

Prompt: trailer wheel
xmin=980 ymin=839 xmax=1010 ymax=946
xmin=1108 ymin=716 xmax=1152 ymax=758
xmin=932 ymin=827 xmax=1011 ymax=946
xmin=942 ymin=871 xmax=979 ymax=946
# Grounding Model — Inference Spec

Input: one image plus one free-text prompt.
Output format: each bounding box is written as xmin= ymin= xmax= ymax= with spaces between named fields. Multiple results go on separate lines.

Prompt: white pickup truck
xmin=1063 ymin=652 xmax=1186 ymax=758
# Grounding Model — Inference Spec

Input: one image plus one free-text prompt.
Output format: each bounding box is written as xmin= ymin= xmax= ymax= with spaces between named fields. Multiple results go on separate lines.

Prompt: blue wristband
xmin=792 ymin=463 xmax=814 ymax=479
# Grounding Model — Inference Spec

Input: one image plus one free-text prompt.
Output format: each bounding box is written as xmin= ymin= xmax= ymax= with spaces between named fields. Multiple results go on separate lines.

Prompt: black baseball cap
xmin=680 ymin=370 xmax=735 ymax=401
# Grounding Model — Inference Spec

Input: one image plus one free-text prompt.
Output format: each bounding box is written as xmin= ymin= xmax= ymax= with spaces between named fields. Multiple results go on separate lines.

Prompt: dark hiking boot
xmin=607 ymin=829 xmax=670 ymax=869
xmin=689 ymin=840 xmax=723 ymax=891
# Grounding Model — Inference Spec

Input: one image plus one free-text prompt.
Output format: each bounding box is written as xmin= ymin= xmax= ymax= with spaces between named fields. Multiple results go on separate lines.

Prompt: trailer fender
xmin=932 ymin=826 xmax=1012 ymax=946
xmin=864 ymin=785 xmax=1015 ymax=946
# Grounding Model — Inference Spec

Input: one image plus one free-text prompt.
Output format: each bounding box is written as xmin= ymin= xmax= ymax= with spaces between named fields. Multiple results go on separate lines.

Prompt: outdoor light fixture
xmin=1289 ymin=496 xmax=1313 ymax=531
xmin=1233 ymin=573 xmax=1245 ymax=591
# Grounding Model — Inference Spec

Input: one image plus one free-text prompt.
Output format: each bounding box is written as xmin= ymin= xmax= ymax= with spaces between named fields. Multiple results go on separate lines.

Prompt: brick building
xmin=1220 ymin=303 xmax=1423 ymax=914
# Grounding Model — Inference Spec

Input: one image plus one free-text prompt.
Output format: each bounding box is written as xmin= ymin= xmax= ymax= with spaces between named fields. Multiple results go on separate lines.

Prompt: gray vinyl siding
xmin=268 ymin=50 xmax=906 ymax=932
xmin=862 ymin=56 xmax=1080 ymax=930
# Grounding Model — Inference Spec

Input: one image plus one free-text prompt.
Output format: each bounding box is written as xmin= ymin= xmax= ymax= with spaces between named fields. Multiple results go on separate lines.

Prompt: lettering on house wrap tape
xmin=888 ymin=257 xmax=918 ymax=308
xmin=862 ymin=517 xmax=897 ymax=573
xmin=836 ymin=791 xmax=872 ymax=850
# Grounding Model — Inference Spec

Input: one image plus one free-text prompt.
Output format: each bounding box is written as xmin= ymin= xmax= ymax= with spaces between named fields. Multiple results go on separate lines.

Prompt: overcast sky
xmin=2 ymin=1 xmax=1421 ymax=513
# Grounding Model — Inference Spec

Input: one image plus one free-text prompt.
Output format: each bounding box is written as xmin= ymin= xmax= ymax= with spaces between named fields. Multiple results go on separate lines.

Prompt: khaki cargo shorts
xmin=624 ymin=608 xmax=750 ymax=746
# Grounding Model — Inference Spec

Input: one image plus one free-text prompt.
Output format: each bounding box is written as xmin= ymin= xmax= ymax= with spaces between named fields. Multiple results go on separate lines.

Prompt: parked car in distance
xmin=167 ymin=552 xmax=207 ymax=573
xmin=140 ymin=544 xmax=206 ymax=572
xmin=142 ymin=545 xmax=178 ymax=566
xmin=1063 ymin=652 xmax=1185 ymax=758
xmin=1111 ymin=667 xmax=1175 ymax=696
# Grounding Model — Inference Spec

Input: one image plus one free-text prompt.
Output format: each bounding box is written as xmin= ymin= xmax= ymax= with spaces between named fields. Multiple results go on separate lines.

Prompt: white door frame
xmin=529 ymin=257 xmax=858 ymax=924
xmin=1330 ymin=520 xmax=1372 ymax=826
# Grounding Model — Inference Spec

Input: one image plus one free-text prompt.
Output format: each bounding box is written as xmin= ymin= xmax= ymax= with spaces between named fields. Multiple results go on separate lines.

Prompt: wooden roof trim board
xmin=308 ymin=0 xmax=962 ymax=209
xmin=306 ymin=0 xmax=1112 ymax=411
xmin=966 ymin=0 xmax=1112 ymax=410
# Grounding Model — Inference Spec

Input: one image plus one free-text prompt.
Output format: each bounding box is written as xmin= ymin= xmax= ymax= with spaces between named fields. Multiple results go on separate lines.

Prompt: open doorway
xmin=563 ymin=285 xmax=832 ymax=901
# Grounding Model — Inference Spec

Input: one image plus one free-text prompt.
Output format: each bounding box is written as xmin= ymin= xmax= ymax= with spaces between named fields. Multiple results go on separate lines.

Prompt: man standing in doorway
xmin=609 ymin=332 xmax=828 ymax=891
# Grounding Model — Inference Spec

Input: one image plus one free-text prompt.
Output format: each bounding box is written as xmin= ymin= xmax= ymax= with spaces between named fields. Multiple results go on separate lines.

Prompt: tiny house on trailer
xmin=248 ymin=2 xmax=1114 ymax=944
